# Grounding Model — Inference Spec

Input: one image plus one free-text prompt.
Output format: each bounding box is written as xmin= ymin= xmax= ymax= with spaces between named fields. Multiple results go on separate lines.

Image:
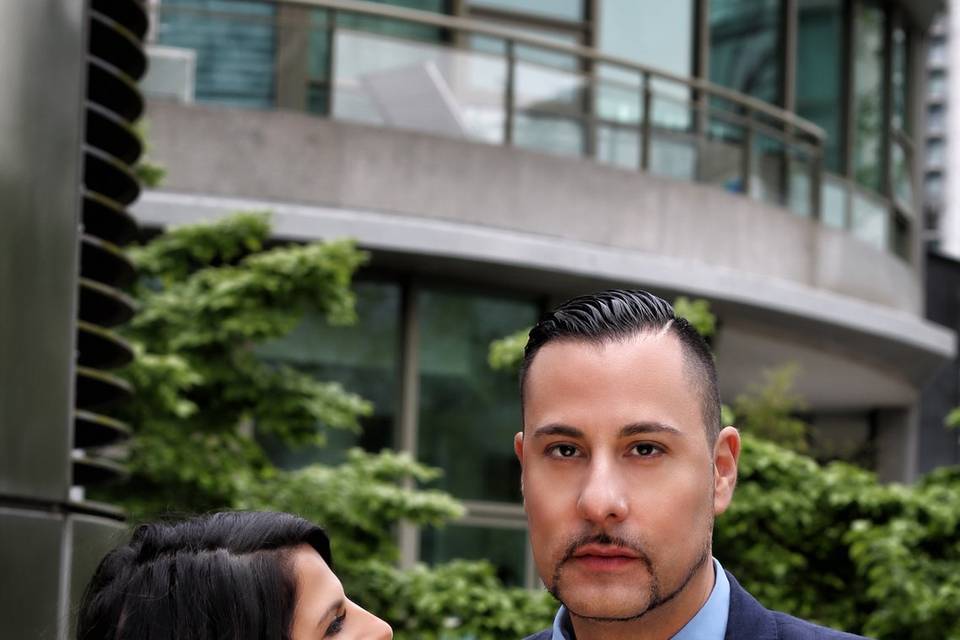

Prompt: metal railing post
xmin=503 ymin=39 xmax=516 ymax=146
xmin=742 ymin=110 xmax=754 ymax=196
xmin=324 ymin=9 xmax=338 ymax=115
xmin=640 ymin=72 xmax=652 ymax=171
xmin=810 ymin=149 xmax=823 ymax=221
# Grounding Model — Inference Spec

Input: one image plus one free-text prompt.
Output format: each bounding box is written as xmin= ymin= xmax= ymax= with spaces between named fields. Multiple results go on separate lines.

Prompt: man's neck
xmin=567 ymin=558 xmax=716 ymax=640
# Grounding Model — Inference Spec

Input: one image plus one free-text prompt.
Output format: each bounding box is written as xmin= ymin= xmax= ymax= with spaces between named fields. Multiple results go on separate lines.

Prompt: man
xmin=515 ymin=289 xmax=866 ymax=640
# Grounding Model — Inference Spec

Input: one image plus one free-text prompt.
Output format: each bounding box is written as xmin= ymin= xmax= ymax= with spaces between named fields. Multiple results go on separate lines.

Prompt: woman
xmin=77 ymin=511 xmax=392 ymax=639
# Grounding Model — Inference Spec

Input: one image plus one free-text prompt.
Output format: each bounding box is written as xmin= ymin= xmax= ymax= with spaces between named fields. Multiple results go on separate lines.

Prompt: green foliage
xmin=716 ymin=435 xmax=960 ymax=639
xmin=673 ymin=295 xmax=717 ymax=338
xmin=132 ymin=119 xmax=167 ymax=188
xmin=108 ymin=213 xmax=556 ymax=639
xmin=488 ymin=327 xmax=530 ymax=372
xmin=945 ymin=407 xmax=960 ymax=430
xmin=731 ymin=363 xmax=809 ymax=453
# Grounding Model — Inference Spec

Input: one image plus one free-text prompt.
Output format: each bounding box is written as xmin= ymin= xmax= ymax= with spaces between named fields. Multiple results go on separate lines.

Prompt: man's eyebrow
xmin=316 ymin=598 xmax=345 ymax=631
xmin=531 ymin=424 xmax=583 ymax=439
xmin=620 ymin=422 xmax=683 ymax=438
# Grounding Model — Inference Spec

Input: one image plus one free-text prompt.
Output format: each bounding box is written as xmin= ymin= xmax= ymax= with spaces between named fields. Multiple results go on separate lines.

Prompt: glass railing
xmin=153 ymin=0 xmax=915 ymax=257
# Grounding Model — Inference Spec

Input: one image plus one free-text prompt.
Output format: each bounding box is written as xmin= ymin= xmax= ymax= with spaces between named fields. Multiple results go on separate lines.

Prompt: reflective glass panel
xmin=332 ymin=30 xmax=508 ymax=143
xmin=928 ymin=105 xmax=946 ymax=131
xmin=891 ymin=24 xmax=908 ymax=132
xmin=469 ymin=29 xmax=579 ymax=72
xmin=596 ymin=0 xmax=693 ymax=128
xmin=470 ymin=0 xmax=583 ymax=21
xmin=307 ymin=1 xmax=447 ymax=113
xmin=420 ymin=524 xmax=528 ymax=586
xmin=928 ymin=139 xmax=946 ymax=166
xmin=850 ymin=190 xmax=889 ymax=250
xmin=926 ymin=173 xmax=944 ymax=202
xmin=797 ymin=0 xmax=844 ymax=172
xmin=157 ymin=0 xmax=276 ymax=108
xmin=821 ymin=174 xmax=848 ymax=229
xmin=852 ymin=1 xmax=885 ymax=191
xmin=417 ymin=289 xmax=538 ymax=503
xmin=255 ymin=282 xmax=401 ymax=467
xmin=929 ymin=70 xmax=947 ymax=100
xmin=710 ymin=0 xmax=783 ymax=105
xmin=890 ymin=138 xmax=913 ymax=208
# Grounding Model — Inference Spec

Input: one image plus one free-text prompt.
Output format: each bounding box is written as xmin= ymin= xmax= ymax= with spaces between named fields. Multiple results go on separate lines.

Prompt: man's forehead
xmin=527 ymin=330 xmax=684 ymax=371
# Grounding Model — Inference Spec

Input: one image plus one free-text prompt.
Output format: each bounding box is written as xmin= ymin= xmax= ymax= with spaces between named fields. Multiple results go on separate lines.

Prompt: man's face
xmin=515 ymin=332 xmax=738 ymax=623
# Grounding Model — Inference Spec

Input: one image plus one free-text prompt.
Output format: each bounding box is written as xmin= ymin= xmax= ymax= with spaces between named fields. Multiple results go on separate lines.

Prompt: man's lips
xmin=571 ymin=544 xmax=641 ymax=560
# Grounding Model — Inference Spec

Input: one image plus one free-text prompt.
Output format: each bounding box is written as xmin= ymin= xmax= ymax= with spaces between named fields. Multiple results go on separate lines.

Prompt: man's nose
xmin=576 ymin=456 xmax=629 ymax=524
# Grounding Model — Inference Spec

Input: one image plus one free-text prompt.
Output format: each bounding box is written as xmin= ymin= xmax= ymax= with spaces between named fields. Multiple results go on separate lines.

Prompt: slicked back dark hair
xmin=520 ymin=289 xmax=721 ymax=447
xmin=76 ymin=511 xmax=332 ymax=640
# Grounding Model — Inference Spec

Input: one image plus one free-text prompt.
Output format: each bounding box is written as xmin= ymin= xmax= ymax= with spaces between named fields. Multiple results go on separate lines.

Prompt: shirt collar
xmin=549 ymin=558 xmax=730 ymax=640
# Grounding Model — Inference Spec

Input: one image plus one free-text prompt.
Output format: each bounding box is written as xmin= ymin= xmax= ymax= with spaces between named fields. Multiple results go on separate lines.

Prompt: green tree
xmin=104 ymin=213 xmax=556 ymax=639
xmin=732 ymin=363 xmax=809 ymax=453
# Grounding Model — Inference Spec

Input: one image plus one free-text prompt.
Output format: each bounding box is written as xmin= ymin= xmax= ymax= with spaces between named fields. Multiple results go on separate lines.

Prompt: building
xmin=135 ymin=0 xmax=952 ymax=587
xmin=924 ymin=11 xmax=948 ymax=247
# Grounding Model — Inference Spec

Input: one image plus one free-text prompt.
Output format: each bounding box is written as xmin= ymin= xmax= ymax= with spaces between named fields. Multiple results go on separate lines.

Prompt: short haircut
xmin=519 ymin=289 xmax=721 ymax=447
xmin=76 ymin=511 xmax=332 ymax=640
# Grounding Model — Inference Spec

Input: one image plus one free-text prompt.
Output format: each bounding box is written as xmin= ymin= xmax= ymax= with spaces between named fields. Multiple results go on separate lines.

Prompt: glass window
xmin=710 ymin=0 xmax=783 ymax=105
xmin=926 ymin=173 xmax=944 ymax=201
xmin=928 ymin=105 xmax=946 ymax=131
xmin=891 ymin=24 xmax=908 ymax=132
xmin=927 ymin=139 xmax=946 ymax=166
xmin=469 ymin=27 xmax=580 ymax=71
xmin=157 ymin=0 xmax=277 ymax=108
xmin=255 ymin=282 xmax=401 ymax=467
xmin=928 ymin=70 xmax=947 ymax=100
xmin=852 ymin=1 xmax=885 ymax=191
xmin=416 ymin=289 xmax=538 ymax=503
xmin=596 ymin=0 xmax=694 ymax=129
xmin=306 ymin=0 xmax=448 ymax=114
xmin=929 ymin=37 xmax=947 ymax=66
xmin=470 ymin=0 xmax=583 ymax=22
xmin=821 ymin=174 xmax=848 ymax=229
xmin=797 ymin=0 xmax=844 ymax=172
xmin=421 ymin=524 xmax=528 ymax=586
xmin=850 ymin=190 xmax=889 ymax=250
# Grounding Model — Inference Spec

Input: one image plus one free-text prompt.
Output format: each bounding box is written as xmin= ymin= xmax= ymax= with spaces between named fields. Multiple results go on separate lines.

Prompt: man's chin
xmin=554 ymin=583 xmax=656 ymax=623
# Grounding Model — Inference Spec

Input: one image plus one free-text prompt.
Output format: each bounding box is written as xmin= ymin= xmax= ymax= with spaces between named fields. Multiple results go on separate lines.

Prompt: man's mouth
xmin=570 ymin=544 xmax=641 ymax=570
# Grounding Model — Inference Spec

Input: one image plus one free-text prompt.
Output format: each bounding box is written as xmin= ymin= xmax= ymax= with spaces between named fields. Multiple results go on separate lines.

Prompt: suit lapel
xmin=723 ymin=571 xmax=780 ymax=640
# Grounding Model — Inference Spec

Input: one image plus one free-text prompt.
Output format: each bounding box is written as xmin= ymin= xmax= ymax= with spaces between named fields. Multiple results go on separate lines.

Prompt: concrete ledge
xmin=133 ymin=190 xmax=955 ymax=389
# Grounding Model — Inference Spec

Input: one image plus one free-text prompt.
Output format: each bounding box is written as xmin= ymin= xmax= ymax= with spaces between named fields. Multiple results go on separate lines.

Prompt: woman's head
xmin=77 ymin=511 xmax=391 ymax=640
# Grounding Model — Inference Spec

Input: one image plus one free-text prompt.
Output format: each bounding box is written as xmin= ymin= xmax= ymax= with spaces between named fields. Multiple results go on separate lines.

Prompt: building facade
xmin=136 ymin=0 xmax=952 ymax=587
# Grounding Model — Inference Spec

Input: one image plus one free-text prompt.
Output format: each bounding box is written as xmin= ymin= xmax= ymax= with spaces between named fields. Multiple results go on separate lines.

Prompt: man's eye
xmin=548 ymin=444 xmax=579 ymax=458
xmin=632 ymin=443 xmax=661 ymax=457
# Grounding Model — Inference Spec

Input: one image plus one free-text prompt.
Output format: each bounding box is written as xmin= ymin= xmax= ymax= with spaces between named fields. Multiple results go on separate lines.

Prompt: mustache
xmin=558 ymin=532 xmax=654 ymax=572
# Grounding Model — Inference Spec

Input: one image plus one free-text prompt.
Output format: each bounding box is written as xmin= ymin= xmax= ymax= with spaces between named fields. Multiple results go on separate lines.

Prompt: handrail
xmin=281 ymin=0 xmax=827 ymax=143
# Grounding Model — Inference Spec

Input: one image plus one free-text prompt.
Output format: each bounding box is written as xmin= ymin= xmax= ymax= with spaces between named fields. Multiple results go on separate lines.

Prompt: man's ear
xmin=514 ymin=431 xmax=525 ymax=465
xmin=713 ymin=426 xmax=740 ymax=515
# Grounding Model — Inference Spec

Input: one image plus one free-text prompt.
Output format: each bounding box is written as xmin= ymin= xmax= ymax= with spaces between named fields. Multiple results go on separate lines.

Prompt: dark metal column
xmin=0 ymin=1 xmax=147 ymax=638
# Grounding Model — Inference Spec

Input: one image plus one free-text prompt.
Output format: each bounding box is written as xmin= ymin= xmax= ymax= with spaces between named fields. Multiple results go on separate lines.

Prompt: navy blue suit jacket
xmin=522 ymin=571 xmax=868 ymax=640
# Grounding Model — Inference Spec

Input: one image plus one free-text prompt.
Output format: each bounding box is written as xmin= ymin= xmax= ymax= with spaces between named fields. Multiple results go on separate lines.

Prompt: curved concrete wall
xmin=144 ymin=99 xmax=921 ymax=314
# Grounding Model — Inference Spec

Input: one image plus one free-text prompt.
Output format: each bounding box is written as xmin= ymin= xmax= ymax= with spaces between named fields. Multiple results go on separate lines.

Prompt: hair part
xmin=519 ymin=289 xmax=721 ymax=448
xmin=76 ymin=511 xmax=331 ymax=640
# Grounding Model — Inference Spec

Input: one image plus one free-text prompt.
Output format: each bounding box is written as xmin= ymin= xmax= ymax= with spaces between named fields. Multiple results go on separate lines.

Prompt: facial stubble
xmin=547 ymin=485 xmax=716 ymax=624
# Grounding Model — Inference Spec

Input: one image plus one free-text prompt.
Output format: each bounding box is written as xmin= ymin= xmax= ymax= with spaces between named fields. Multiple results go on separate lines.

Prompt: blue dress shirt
xmin=550 ymin=558 xmax=730 ymax=640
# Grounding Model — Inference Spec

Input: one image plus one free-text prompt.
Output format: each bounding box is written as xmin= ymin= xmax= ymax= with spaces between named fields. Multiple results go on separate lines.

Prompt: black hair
xmin=76 ymin=511 xmax=332 ymax=640
xmin=520 ymin=289 xmax=721 ymax=447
